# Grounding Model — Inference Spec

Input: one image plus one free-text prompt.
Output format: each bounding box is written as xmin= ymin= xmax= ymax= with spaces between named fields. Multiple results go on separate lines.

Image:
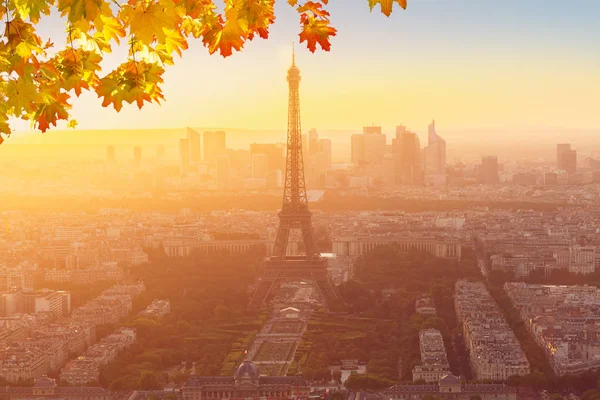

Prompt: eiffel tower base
xmin=248 ymin=256 xmax=338 ymax=310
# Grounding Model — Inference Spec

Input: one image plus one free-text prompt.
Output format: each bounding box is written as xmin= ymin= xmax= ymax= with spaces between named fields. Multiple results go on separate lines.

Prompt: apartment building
xmin=455 ymin=280 xmax=530 ymax=381
xmin=412 ymin=329 xmax=450 ymax=383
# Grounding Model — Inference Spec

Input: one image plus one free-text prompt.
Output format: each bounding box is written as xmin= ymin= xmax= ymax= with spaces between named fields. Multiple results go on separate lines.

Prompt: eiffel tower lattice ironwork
xmin=248 ymin=49 xmax=339 ymax=310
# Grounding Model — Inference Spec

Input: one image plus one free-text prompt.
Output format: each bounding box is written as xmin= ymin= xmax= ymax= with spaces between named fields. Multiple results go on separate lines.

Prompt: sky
xmin=8 ymin=0 xmax=600 ymax=135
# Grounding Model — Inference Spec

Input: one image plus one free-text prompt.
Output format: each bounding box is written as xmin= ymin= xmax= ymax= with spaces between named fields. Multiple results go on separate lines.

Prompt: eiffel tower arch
xmin=248 ymin=49 xmax=339 ymax=310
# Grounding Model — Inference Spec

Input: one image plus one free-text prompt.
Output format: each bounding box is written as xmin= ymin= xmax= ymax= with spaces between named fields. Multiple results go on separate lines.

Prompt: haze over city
xmin=1 ymin=1 xmax=600 ymax=400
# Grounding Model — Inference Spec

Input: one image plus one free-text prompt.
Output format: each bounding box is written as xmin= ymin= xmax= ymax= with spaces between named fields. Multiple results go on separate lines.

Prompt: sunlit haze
xmin=3 ymin=1 xmax=600 ymax=397
xmin=6 ymin=0 xmax=600 ymax=135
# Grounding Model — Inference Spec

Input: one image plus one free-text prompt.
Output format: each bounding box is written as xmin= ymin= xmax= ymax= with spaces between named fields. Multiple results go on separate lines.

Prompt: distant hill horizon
xmin=2 ymin=127 xmax=599 ymax=163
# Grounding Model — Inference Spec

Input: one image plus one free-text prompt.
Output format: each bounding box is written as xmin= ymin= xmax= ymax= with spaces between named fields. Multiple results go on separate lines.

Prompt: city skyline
xmin=3 ymin=1 xmax=600 ymax=397
xmin=3 ymin=0 xmax=599 ymax=137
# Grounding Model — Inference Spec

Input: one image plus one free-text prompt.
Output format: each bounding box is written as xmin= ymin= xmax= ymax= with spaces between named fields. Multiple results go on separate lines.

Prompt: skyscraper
xmin=308 ymin=129 xmax=319 ymax=156
xmin=304 ymin=129 xmax=332 ymax=187
xmin=187 ymin=128 xmax=201 ymax=163
xmin=251 ymin=154 xmax=269 ymax=179
xmin=557 ymin=143 xmax=570 ymax=169
xmin=557 ymin=143 xmax=576 ymax=173
xmin=363 ymin=126 xmax=382 ymax=135
xmin=350 ymin=134 xmax=365 ymax=165
xmin=480 ymin=156 xmax=499 ymax=184
xmin=563 ymin=150 xmax=577 ymax=174
xmin=250 ymin=143 xmax=285 ymax=172
xmin=424 ymin=120 xmax=446 ymax=176
xmin=156 ymin=146 xmax=165 ymax=159
xmin=179 ymin=138 xmax=190 ymax=176
xmin=351 ymin=126 xmax=386 ymax=168
xmin=203 ymin=131 xmax=226 ymax=164
xmin=106 ymin=146 xmax=115 ymax=162
xmin=392 ymin=126 xmax=422 ymax=185
xmin=133 ymin=146 xmax=142 ymax=170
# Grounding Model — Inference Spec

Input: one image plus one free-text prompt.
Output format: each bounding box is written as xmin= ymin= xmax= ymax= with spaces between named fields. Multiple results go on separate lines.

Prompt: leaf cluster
xmin=0 ymin=0 xmax=408 ymax=143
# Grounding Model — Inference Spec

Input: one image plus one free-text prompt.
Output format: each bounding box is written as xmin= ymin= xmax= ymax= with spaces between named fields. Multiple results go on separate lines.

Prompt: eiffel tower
xmin=248 ymin=49 xmax=339 ymax=310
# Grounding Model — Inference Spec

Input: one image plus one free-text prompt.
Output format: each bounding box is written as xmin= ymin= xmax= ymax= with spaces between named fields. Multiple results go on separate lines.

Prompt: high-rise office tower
xmin=392 ymin=126 xmax=422 ymax=185
xmin=363 ymin=126 xmax=382 ymax=135
xmin=252 ymin=154 xmax=269 ymax=179
xmin=424 ymin=120 xmax=447 ymax=175
xmin=557 ymin=143 xmax=577 ymax=173
xmin=350 ymin=134 xmax=365 ymax=165
xmin=557 ymin=143 xmax=570 ymax=169
xmin=187 ymin=127 xmax=201 ymax=163
xmin=363 ymin=128 xmax=387 ymax=164
xmin=156 ymin=146 xmax=165 ymax=159
xmin=106 ymin=146 xmax=115 ymax=162
xmin=351 ymin=126 xmax=386 ymax=167
xmin=216 ymin=156 xmax=229 ymax=188
xmin=133 ymin=146 xmax=142 ymax=170
xmin=179 ymin=138 xmax=190 ymax=176
xmin=250 ymin=143 xmax=285 ymax=172
xmin=563 ymin=150 xmax=577 ymax=174
xmin=308 ymin=128 xmax=319 ymax=156
xmin=203 ymin=131 xmax=226 ymax=164
xmin=304 ymin=129 xmax=332 ymax=187
xmin=480 ymin=156 xmax=499 ymax=184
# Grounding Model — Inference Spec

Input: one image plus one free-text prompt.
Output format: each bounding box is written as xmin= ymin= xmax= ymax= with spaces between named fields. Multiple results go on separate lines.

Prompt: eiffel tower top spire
xmin=287 ymin=47 xmax=301 ymax=87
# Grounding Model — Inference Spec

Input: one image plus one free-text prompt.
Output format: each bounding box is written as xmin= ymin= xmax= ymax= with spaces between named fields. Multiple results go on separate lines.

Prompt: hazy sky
xmin=10 ymin=0 xmax=600 ymax=134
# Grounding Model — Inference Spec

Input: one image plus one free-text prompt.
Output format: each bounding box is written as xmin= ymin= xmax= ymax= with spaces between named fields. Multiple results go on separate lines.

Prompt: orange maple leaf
xmin=33 ymin=91 xmax=71 ymax=132
xmin=96 ymin=60 xmax=164 ymax=111
xmin=297 ymin=1 xmax=329 ymax=18
xmin=368 ymin=0 xmax=407 ymax=17
xmin=299 ymin=12 xmax=336 ymax=52
xmin=203 ymin=13 xmax=247 ymax=57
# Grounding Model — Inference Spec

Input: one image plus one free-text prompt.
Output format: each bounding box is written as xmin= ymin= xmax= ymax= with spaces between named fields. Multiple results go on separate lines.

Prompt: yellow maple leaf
xmin=239 ymin=0 xmax=275 ymax=39
xmin=121 ymin=0 xmax=178 ymax=45
xmin=163 ymin=28 xmax=188 ymax=56
xmin=203 ymin=6 xmax=248 ymax=57
xmin=96 ymin=60 xmax=164 ymax=111
xmin=135 ymin=43 xmax=173 ymax=65
xmin=96 ymin=75 xmax=124 ymax=111
xmin=5 ymin=17 xmax=43 ymax=57
xmin=15 ymin=40 xmax=43 ymax=59
xmin=94 ymin=11 xmax=126 ymax=45
xmin=12 ymin=0 xmax=52 ymax=23
xmin=181 ymin=15 xmax=203 ymax=37
xmin=67 ymin=119 xmax=78 ymax=129
xmin=56 ymin=48 xmax=103 ymax=96
xmin=5 ymin=78 xmax=40 ymax=116
xmin=367 ymin=0 xmax=407 ymax=17
xmin=174 ymin=0 xmax=215 ymax=19
xmin=32 ymin=90 xmax=72 ymax=132
xmin=57 ymin=0 xmax=105 ymax=23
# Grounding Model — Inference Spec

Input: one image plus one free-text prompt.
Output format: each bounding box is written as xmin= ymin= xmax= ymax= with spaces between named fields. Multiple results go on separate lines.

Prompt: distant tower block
xmin=187 ymin=127 xmax=201 ymax=163
xmin=248 ymin=49 xmax=339 ymax=310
